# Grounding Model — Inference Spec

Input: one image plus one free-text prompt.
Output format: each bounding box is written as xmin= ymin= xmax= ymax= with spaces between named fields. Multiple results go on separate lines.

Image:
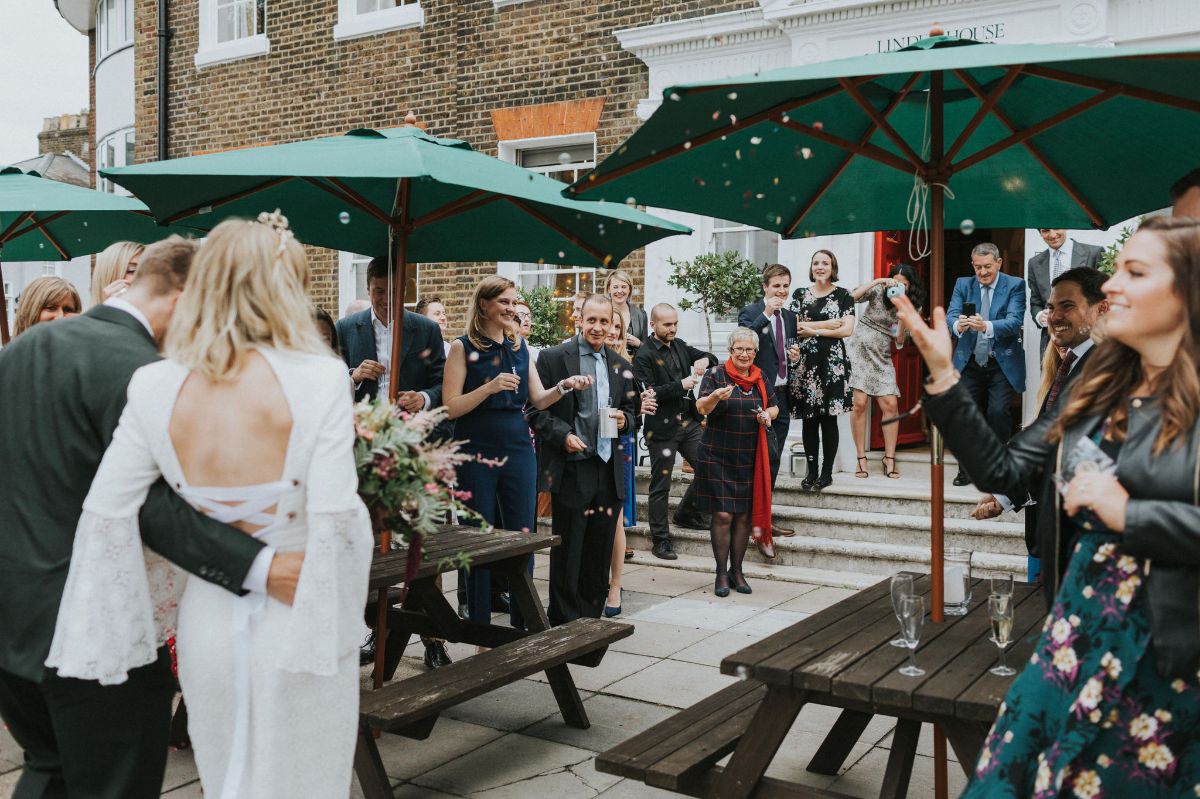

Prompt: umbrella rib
xmin=503 ymin=197 xmax=607 ymax=264
xmin=5 ymin=211 xmax=70 ymax=247
xmin=836 ymin=78 xmax=926 ymax=170
xmin=943 ymin=66 xmax=1024 ymax=164
xmin=1023 ymin=64 xmax=1200 ymax=114
xmin=774 ymin=118 xmax=915 ymax=174
xmin=411 ymin=191 xmax=501 ymax=230
xmin=303 ymin=177 xmax=393 ymax=225
xmin=783 ymin=72 xmax=923 ymax=238
xmin=952 ymin=86 xmax=1121 ymax=174
xmin=0 ymin=211 xmax=35 ymax=246
xmin=956 ymin=70 xmax=1105 ymax=228
xmin=163 ymin=176 xmax=294 ymax=224
xmin=31 ymin=214 xmax=69 ymax=259
xmin=569 ymin=82 xmax=857 ymax=196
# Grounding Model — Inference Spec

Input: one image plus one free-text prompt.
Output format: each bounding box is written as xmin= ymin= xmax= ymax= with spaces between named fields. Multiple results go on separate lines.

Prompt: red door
xmin=869 ymin=231 xmax=927 ymax=449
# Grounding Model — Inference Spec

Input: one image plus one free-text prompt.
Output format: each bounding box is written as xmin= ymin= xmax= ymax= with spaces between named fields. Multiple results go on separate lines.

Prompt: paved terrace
xmin=0 ymin=553 xmax=970 ymax=798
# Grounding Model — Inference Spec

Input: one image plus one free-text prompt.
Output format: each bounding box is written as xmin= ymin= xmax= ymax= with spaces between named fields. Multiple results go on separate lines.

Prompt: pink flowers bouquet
xmin=353 ymin=400 xmax=478 ymax=549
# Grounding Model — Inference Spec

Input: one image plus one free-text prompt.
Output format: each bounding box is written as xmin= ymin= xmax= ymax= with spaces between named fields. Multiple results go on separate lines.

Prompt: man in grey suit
xmin=0 ymin=237 xmax=302 ymax=798
xmin=1026 ymin=228 xmax=1102 ymax=355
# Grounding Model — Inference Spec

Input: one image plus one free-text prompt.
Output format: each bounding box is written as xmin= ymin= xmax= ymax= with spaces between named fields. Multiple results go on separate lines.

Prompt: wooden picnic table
xmin=598 ymin=573 xmax=1045 ymax=798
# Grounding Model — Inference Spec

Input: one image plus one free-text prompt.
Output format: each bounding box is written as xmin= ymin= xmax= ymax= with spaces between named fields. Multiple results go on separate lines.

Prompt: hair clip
xmin=256 ymin=209 xmax=295 ymax=264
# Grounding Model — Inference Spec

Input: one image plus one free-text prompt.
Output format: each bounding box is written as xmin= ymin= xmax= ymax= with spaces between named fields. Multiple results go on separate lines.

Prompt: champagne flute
xmin=897 ymin=595 xmax=925 ymax=677
xmin=990 ymin=573 xmax=1014 ymax=599
xmin=988 ymin=593 xmax=1016 ymax=677
xmin=889 ymin=574 xmax=914 ymax=648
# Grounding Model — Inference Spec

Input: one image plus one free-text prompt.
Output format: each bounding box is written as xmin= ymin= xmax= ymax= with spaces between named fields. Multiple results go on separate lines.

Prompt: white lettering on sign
xmin=876 ymin=22 xmax=1008 ymax=52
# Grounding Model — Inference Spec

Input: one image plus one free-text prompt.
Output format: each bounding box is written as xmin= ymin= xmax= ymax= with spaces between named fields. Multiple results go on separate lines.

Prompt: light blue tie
xmin=592 ymin=351 xmax=611 ymax=462
xmin=973 ymin=286 xmax=992 ymax=367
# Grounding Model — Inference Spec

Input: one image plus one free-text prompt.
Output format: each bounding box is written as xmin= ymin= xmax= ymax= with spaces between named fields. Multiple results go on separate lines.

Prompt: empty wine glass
xmin=890 ymin=574 xmax=914 ymax=648
xmin=990 ymin=573 xmax=1014 ymax=598
xmin=989 ymin=593 xmax=1016 ymax=677
xmin=897 ymin=595 xmax=925 ymax=677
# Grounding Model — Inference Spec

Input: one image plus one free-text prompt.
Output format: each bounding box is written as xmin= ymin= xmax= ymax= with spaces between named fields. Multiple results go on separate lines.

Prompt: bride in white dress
xmin=46 ymin=214 xmax=374 ymax=798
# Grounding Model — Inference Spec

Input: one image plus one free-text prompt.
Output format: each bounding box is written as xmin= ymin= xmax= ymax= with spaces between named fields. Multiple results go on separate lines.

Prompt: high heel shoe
xmin=854 ymin=456 xmax=869 ymax=479
xmin=882 ymin=455 xmax=901 ymax=479
xmin=714 ymin=573 xmax=731 ymax=598
xmin=604 ymin=588 xmax=622 ymax=617
xmin=730 ymin=569 xmax=752 ymax=595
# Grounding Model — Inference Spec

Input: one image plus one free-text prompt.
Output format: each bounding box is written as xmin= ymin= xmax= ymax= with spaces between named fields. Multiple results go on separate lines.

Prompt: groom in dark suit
xmin=0 ymin=237 xmax=302 ymax=799
xmin=528 ymin=295 xmax=635 ymax=625
xmin=946 ymin=242 xmax=1027 ymax=487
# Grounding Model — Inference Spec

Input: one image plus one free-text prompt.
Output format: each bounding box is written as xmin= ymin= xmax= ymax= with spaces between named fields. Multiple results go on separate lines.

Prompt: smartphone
xmin=962 ymin=301 xmax=977 ymax=318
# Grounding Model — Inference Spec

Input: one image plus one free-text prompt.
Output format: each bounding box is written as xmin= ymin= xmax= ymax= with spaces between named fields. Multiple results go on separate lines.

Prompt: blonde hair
xmin=165 ymin=217 xmax=326 ymax=380
xmin=466 ymin=275 xmax=520 ymax=352
xmin=604 ymin=269 xmax=635 ymax=310
xmin=609 ymin=306 xmax=629 ymax=359
xmin=91 ymin=241 xmax=144 ymax=306
xmin=1032 ymin=344 xmax=1062 ymax=417
xmin=14 ymin=277 xmax=82 ymax=336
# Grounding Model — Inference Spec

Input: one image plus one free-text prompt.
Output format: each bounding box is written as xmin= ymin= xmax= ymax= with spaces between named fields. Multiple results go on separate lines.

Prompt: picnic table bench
xmin=355 ymin=525 xmax=632 ymax=799
xmin=598 ymin=573 xmax=1046 ymax=798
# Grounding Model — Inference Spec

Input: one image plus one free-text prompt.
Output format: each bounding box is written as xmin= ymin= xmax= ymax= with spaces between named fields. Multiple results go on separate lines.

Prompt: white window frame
xmin=195 ymin=0 xmax=270 ymax=69
xmin=497 ymin=133 xmax=599 ymax=320
xmin=333 ymin=0 xmax=423 ymax=41
xmin=337 ymin=252 xmax=419 ymax=318
xmin=95 ymin=0 xmax=134 ymax=62
xmin=96 ymin=127 xmax=135 ymax=195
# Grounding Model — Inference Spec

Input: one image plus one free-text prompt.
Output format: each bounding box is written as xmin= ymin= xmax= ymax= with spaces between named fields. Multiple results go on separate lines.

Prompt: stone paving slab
xmin=442 ymin=678 xmax=594 ymax=732
xmin=603 ymin=659 xmax=738 ymax=709
xmin=616 ymin=567 xmax=714 ymax=598
xmin=412 ymin=733 xmax=601 ymax=795
xmin=774 ymin=585 xmax=861 ymax=613
xmin=606 ymin=619 xmax=714 ymax=659
xmin=524 ymin=650 xmax=659 ymax=693
xmin=523 ymin=694 xmax=679 ymax=753
xmin=679 ymin=577 xmax=817 ymax=608
xmin=625 ymin=596 xmax=759 ymax=631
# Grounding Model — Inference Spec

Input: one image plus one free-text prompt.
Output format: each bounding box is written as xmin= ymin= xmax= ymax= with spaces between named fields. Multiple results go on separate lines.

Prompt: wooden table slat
xmin=370 ymin=527 xmax=557 ymax=588
xmin=954 ymin=593 xmax=1049 ymax=721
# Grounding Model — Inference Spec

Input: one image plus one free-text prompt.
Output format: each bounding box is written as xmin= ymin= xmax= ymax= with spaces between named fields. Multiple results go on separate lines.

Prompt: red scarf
xmin=723 ymin=359 xmax=774 ymax=546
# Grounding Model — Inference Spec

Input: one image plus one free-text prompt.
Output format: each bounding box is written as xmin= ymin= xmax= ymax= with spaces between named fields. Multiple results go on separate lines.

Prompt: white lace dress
xmin=46 ymin=347 xmax=374 ymax=799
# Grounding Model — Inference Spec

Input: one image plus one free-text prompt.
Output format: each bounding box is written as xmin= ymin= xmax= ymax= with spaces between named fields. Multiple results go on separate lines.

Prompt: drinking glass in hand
xmin=988 ymin=593 xmax=1016 ymax=677
xmin=897 ymin=595 xmax=925 ymax=677
xmin=889 ymin=574 xmax=914 ymax=648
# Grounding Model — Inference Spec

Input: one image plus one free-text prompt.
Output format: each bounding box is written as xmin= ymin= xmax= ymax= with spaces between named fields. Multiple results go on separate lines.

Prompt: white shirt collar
xmin=104 ymin=296 xmax=154 ymax=338
xmin=1068 ymin=337 xmax=1094 ymax=369
xmin=1050 ymin=238 xmax=1074 ymax=263
xmin=372 ymin=311 xmax=389 ymax=331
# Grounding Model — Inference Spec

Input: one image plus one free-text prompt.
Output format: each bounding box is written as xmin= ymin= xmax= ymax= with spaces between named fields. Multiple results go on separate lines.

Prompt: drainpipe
xmin=156 ymin=0 xmax=170 ymax=161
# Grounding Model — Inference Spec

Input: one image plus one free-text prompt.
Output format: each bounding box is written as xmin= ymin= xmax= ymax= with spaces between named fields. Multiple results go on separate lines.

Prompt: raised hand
xmin=891 ymin=294 xmax=955 ymax=384
xmin=489 ymin=371 xmax=521 ymax=394
xmin=711 ymin=384 xmax=735 ymax=402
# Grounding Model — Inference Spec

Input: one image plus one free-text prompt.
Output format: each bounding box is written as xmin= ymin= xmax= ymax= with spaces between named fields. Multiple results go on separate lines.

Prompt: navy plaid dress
xmin=693 ymin=367 xmax=776 ymax=513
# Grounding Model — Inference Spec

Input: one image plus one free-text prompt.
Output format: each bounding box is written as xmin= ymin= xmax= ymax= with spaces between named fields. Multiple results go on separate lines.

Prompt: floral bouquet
xmin=353 ymin=399 xmax=480 ymax=567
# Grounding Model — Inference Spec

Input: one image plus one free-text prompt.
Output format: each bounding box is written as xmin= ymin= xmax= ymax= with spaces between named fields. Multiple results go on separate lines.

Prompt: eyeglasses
xmin=730 ymin=346 xmax=757 ymax=354
xmin=515 ymin=313 xmax=531 ymax=321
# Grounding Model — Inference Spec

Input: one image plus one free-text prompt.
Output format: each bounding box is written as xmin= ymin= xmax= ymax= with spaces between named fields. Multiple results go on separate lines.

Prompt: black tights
xmin=802 ymin=414 xmax=840 ymax=472
xmin=710 ymin=511 xmax=751 ymax=591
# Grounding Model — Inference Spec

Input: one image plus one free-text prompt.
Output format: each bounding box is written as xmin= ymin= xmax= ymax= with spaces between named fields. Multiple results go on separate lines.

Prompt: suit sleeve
xmin=616 ymin=359 xmax=636 ymax=433
xmin=335 ymin=319 xmax=355 ymax=369
xmin=423 ymin=326 xmax=446 ymax=407
xmin=1028 ymin=257 xmax=1048 ymax=327
xmin=686 ymin=344 xmax=718 ymax=368
xmin=632 ymin=346 xmax=683 ymax=402
xmin=526 ymin=352 xmax=574 ymax=450
xmin=992 ymin=280 xmax=1026 ymax=343
xmin=946 ymin=280 xmax=966 ymax=339
xmin=1084 ymin=245 xmax=1103 ymax=270
xmin=739 ymin=307 xmax=769 ymax=333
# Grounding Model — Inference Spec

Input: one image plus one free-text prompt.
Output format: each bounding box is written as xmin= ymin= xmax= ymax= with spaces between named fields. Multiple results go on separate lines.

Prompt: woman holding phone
xmin=893 ymin=216 xmax=1200 ymax=796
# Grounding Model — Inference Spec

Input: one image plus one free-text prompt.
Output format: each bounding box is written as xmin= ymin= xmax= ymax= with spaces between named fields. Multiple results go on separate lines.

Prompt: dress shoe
xmin=714 ymin=573 xmax=731 ymax=598
xmin=815 ymin=474 xmax=834 ymax=490
xmin=730 ymin=569 xmax=752 ymax=594
xmin=672 ymin=511 xmax=708 ymax=530
xmin=800 ymin=455 xmax=819 ymax=490
xmin=624 ymin=547 xmax=635 ymax=561
xmin=652 ymin=541 xmax=679 ymax=560
xmin=953 ymin=472 xmax=972 ymax=487
xmin=756 ymin=538 xmax=777 ymax=559
xmin=772 ymin=523 xmax=795 ymax=537
xmin=492 ymin=592 xmax=511 ymax=614
xmin=359 ymin=631 xmax=377 ymax=666
xmin=423 ymin=640 xmax=452 ymax=669
xmin=604 ymin=590 xmax=623 ymax=617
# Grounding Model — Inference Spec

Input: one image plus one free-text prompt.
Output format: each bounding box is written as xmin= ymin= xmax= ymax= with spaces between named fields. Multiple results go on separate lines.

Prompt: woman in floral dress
xmin=894 ymin=216 xmax=1200 ymax=797
xmin=789 ymin=249 xmax=856 ymax=490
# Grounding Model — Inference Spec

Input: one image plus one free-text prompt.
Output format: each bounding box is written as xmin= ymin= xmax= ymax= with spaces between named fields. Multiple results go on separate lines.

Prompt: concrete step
xmin=621 ymin=549 xmax=883 ymax=591
xmin=635 ymin=468 xmax=1022 ymax=524
xmin=770 ymin=447 xmax=962 ymax=482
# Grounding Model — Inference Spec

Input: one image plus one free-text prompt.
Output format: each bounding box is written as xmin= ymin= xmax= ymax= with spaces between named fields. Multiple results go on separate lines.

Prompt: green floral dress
xmin=962 ymin=530 xmax=1200 ymax=798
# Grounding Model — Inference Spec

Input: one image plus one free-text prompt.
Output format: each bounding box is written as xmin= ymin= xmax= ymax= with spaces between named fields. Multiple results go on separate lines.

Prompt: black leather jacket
xmin=924 ymin=382 xmax=1200 ymax=679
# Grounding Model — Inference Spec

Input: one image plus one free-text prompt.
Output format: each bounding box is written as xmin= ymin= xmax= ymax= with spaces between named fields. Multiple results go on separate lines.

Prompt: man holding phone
xmin=945 ymin=243 xmax=1027 ymax=487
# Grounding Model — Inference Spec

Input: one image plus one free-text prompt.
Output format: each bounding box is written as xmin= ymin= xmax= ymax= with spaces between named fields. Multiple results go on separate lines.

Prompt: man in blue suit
xmin=945 ymin=242 xmax=1027 ymax=487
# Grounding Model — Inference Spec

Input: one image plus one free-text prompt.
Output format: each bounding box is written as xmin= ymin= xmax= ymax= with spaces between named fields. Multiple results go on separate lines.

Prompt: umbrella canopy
xmin=102 ymin=124 xmax=691 ymax=266
xmin=567 ymin=36 xmax=1200 ymax=236
xmin=0 ymin=167 xmax=191 ymax=343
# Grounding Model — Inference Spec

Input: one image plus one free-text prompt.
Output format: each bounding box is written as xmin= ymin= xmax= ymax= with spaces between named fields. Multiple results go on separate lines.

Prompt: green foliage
xmin=1097 ymin=221 xmax=1140 ymax=275
xmin=519 ymin=285 xmax=566 ymax=347
xmin=666 ymin=250 xmax=764 ymax=350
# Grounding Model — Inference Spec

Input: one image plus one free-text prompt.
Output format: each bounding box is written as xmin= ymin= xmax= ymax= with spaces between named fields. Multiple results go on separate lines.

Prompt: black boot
xmin=800 ymin=455 xmax=819 ymax=490
xmin=815 ymin=460 xmax=835 ymax=490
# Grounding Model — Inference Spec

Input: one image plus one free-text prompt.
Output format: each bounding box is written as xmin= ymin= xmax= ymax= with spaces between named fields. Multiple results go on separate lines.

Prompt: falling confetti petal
xmin=727 ymin=92 xmax=738 ymax=100
xmin=669 ymin=93 xmax=681 ymax=102
xmin=338 ymin=211 xmax=351 ymax=224
xmin=773 ymin=177 xmax=780 ymax=185
xmin=712 ymin=111 xmax=721 ymax=121
xmin=558 ymin=152 xmax=572 ymax=164
xmin=750 ymin=136 xmax=762 ymax=145
xmin=801 ymin=148 xmax=813 ymax=159
xmin=558 ymin=251 xmax=566 ymax=258
xmin=683 ymin=141 xmax=692 ymax=150
xmin=625 ymin=197 xmax=637 ymax=207
xmin=729 ymin=114 xmax=738 ymax=125
xmin=813 ymin=121 xmax=824 ymax=130
xmin=960 ymin=218 xmax=976 ymax=235
xmin=736 ymin=665 xmax=751 ymax=680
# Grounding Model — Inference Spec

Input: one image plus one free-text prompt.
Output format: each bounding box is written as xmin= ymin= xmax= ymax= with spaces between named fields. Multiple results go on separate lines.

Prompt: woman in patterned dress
xmin=694 ymin=328 xmax=778 ymax=597
xmin=847 ymin=264 xmax=925 ymax=479
xmin=789 ymin=250 xmax=856 ymax=490
xmin=894 ymin=216 xmax=1200 ymax=798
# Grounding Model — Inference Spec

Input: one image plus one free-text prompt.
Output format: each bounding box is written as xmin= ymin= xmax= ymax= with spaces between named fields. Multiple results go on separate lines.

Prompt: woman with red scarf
xmin=694 ymin=327 xmax=779 ymax=596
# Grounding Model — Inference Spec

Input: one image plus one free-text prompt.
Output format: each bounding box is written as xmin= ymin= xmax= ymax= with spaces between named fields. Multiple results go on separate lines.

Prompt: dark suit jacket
xmin=631 ymin=336 xmax=715 ymax=444
xmin=738 ymin=300 xmax=798 ymax=387
xmin=527 ymin=338 xmax=636 ymax=502
xmin=1027 ymin=241 xmax=1103 ymax=352
xmin=335 ymin=308 xmax=445 ymax=405
xmin=626 ymin=302 xmax=649 ymax=347
xmin=0 ymin=306 xmax=266 ymax=682
xmin=946 ymin=272 xmax=1027 ymax=393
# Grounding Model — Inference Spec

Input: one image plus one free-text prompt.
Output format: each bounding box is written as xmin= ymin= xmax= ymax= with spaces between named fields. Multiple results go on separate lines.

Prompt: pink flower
xmin=424 ymin=482 xmax=440 ymax=496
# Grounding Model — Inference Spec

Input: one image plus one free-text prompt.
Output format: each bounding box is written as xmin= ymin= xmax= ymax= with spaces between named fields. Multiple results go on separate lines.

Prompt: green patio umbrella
xmin=568 ymin=33 xmax=1200 ymax=623
xmin=0 ymin=167 xmax=190 ymax=344
xmin=102 ymin=118 xmax=691 ymax=400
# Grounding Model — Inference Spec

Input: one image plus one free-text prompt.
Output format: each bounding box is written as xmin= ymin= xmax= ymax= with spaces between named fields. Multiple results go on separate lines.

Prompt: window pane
xmin=239 ymin=1 xmax=253 ymax=39
xmin=357 ymin=0 xmax=377 ymax=11
xmin=124 ymin=0 xmax=134 ymax=42
xmin=217 ymin=3 xmax=235 ymax=42
xmin=518 ymin=143 xmax=595 ymax=170
xmin=256 ymin=0 xmax=265 ymax=35
xmin=124 ymin=130 xmax=135 ymax=167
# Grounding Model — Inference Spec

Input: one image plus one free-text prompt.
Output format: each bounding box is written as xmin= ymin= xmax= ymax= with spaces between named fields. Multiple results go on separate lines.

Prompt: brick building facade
xmin=113 ymin=0 xmax=754 ymax=325
xmin=38 ymin=112 xmax=91 ymax=162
